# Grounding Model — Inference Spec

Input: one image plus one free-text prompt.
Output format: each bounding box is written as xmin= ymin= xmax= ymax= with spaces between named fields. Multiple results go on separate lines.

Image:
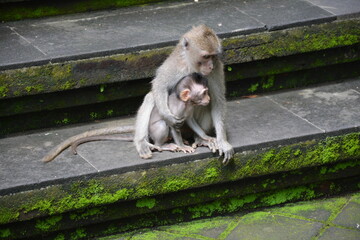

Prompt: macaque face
xmin=197 ymin=51 xmax=217 ymax=76
xmin=197 ymin=88 xmax=210 ymax=106
xmin=191 ymin=84 xmax=210 ymax=106
xmin=183 ymin=37 xmax=220 ymax=76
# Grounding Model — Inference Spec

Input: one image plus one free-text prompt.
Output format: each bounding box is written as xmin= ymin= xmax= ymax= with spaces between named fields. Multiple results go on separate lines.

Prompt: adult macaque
xmin=42 ymin=73 xmax=215 ymax=162
xmin=134 ymin=24 xmax=234 ymax=164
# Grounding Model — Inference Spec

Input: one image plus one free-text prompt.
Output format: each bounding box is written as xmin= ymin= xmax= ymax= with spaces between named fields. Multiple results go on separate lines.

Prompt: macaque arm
xmin=186 ymin=117 xmax=212 ymax=140
xmin=42 ymin=125 xmax=134 ymax=162
xmin=152 ymin=70 xmax=185 ymax=128
xmin=170 ymin=127 xmax=194 ymax=153
xmin=186 ymin=117 xmax=218 ymax=153
xmin=209 ymin=63 xmax=234 ymax=164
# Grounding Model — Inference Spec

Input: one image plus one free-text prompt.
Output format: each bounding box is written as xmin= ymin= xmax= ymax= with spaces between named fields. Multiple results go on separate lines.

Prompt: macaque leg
xmin=134 ymin=92 xmax=156 ymax=159
xmin=186 ymin=116 xmax=218 ymax=153
xmin=170 ymin=127 xmax=195 ymax=153
xmin=149 ymin=119 xmax=169 ymax=148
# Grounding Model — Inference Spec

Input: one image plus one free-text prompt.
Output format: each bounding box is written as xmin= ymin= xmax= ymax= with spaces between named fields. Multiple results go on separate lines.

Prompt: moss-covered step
xmin=0 ymin=0 xmax=167 ymax=22
xmin=98 ymin=191 xmax=360 ymax=240
xmin=0 ymin=19 xmax=359 ymax=135
xmin=0 ymin=132 xmax=359 ymax=239
xmin=1 ymin=46 xmax=359 ymax=118
xmin=0 ymin=19 xmax=359 ymax=100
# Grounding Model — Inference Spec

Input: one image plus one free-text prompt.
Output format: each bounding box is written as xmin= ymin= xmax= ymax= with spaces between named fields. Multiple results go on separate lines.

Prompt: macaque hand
xmin=203 ymin=137 xmax=218 ymax=153
xmin=192 ymin=137 xmax=218 ymax=153
xmin=218 ymin=140 xmax=234 ymax=165
xmin=163 ymin=113 xmax=185 ymax=129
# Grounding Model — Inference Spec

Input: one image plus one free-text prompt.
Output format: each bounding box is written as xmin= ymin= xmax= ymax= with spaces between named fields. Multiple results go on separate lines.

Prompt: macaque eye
xmin=198 ymin=62 xmax=202 ymax=66
xmin=203 ymin=55 xmax=211 ymax=60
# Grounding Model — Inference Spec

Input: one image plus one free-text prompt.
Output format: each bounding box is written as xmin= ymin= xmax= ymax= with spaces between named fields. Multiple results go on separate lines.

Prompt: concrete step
xmin=1 ymin=0 xmax=360 ymax=135
xmin=0 ymin=78 xmax=359 ymax=239
xmin=99 ymin=192 xmax=360 ymax=240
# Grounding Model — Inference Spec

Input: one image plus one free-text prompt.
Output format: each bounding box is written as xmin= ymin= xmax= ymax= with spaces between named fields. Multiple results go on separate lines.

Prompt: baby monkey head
xmin=176 ymin=73 xmax=210 ymax=106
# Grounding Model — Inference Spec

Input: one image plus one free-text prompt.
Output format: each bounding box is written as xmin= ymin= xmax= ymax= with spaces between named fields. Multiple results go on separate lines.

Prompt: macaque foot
xmin=192 ymin=137 xmax=218 ymax=153
xmin=177 ymin=145 xmax=195 ymax=153
xmin=137 ymin=140 xmax=159 ymax=159
xmin=159 ymin=143 xmax=180 ymax=152
xmin=160 ymin=144 xmax=195 ymax=154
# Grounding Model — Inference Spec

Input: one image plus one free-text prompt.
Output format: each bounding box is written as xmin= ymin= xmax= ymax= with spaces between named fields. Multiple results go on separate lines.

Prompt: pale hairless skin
xmin=42 ymin=73 xmax=216 ymax=162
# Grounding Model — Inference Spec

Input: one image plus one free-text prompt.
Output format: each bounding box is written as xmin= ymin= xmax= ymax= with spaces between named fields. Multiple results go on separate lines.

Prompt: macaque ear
xmin=181 ymin=37 xmax=189 ymax=50
xmin=180 ymin=89 xmax=191 ymax=102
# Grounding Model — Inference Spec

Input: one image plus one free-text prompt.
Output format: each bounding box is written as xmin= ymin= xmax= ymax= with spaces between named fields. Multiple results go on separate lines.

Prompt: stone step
xmin=0 ymin=0 xmax=360 ymax=135
xmin=0 ymin=78 xmax=359 ymax=239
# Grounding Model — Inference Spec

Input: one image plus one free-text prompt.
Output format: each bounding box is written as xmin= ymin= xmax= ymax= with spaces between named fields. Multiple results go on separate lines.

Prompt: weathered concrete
xmin=98 ymin=192 xmax=360 ymax=240
xmin=0 ymin=0 xmax=359 ymax=134
xmin=1 ymin=19 xmax=359 ymax=99
xmin=0 ymin=79 xmax=359 ymax=239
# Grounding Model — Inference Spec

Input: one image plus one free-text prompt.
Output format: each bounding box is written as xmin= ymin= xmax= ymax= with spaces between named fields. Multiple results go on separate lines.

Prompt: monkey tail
xmin=42 ymin=126 xmax=134 ymax=163
xmin=71 ymin=135 xmax=133 ymax=155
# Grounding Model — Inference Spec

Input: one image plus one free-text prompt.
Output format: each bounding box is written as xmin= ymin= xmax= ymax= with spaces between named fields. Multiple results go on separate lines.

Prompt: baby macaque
xmin=147 ymin=72 xmax=217 ymax=154
xmin=42 ymin=73 xmax=216 ymax=162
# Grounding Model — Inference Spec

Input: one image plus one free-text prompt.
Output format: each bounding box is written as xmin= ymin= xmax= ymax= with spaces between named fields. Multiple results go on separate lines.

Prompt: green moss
xmin=107 ymin=109 xmax=114 ymax=116
xmin=228 ymin=194 xmax=258 ymax=212
xmin=204 ymin=167 xmax=219 ymax=180
xmin=25 ymin=85 xmax=44 ymax=94
xmin=35 ymin=215 xmax=62 ymax=232
xmin=294 ymin=149 xmax=301 ymax=156
xmin=90 ymin=112 xmax=99 ymax=120
xmin=261 ymin=186 xmax=316 ymax=205
xmin=238 ymin=132 xmax=360 ymax=179
xmin=248 ymin=83 xmax=259 ymax=93
xmin=62 ymin=81 xmax=75 ymax=90
xmin=239 ymin=211 xmax=270 ymax=224
xmin=0 ymin=229 xmax=11 ymax=238
xmin=22 ymin=181 xmax=131 ymax=217
xmin=71 ymin=228 xmax=87 ymax=240
xmin=188 ymin=200 xmax=222 ymax=218
xmin=320 ymin=161 xmax=360 ymax=175
xmin=52 ymin=64 xmax=72 ymax=80
xmin=271 ymin=196 xmax=348 ymax=217
xmin=70 ymin=207 xmax=104 ymax=221
xmin=0 ymin=85 xmax=9 ymax=97
xmin=261 ymin=75 xmax=275 ymax=89
xmin=54 ymin=234 xmax=65 ymax=240
xmin=163 ymin=178 xmax=192 ymax=192
xmin=136 ymin=198 xmax=156 ymax=209
xmin=351 ymin=192 xmax=360 ymax=204
xmin=171 ymin=208 xmax=183 ymax=214
xmin=0 ymin=208 xmax=19 ymax=224
xmin=160 ymin=215 xmax=232 ymax=237
xmin=223 ymin=19 xmax=360 ymax=64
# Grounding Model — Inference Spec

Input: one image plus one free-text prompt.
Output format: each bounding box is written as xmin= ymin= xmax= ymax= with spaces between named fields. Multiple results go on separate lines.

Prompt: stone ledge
xmin=0 ymin=131 xmax=359 ymax=239
xmin=0 ymin=18 xmax=359 ymax=100
xmin=0 ymin=78 xmax=359 ymax=239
